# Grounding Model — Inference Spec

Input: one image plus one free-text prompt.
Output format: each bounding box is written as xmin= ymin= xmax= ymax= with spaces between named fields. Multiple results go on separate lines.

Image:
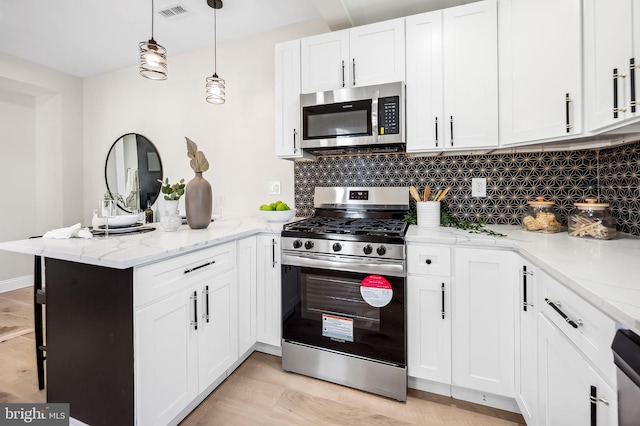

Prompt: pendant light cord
xmin=151 ymin=0 xmax=155 ymax=40
xmin=213 ymin=7 xmax=217 ymax=74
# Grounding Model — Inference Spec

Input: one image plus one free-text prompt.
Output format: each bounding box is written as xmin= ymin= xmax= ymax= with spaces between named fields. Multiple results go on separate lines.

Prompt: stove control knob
xmin=376 ymin=245 xmax=387 ymax=256
xmin=363 ymin=244 xmax=373 ymax=255
xmin=292 ymin=240 xmax=302 ymax=249
xmin=332 ymin=242 xmax=342 ymax=252
xmin=304 ymin=240 xmax=314 ymax=250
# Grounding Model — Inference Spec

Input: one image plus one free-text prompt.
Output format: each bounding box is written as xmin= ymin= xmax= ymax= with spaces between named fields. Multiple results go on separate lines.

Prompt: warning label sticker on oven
xmin=360 ymin=275 xmax=393 ymax=307
xmin=322 ymin=314 xmax=354 ymax=342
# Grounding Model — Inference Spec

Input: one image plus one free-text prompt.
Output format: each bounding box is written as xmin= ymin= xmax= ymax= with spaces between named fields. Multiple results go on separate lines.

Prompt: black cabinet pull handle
xmin=449 ymin=116 xmax=454 ymax=146
xmin=613 ymin=68 xmax=627 ymax=118
xmin=203 ymin=285 xmax=210 ymax=323
xmin=293 ymin=128 xmax=298 ymax=153
xmin=272 ymin=238 xmax=277 ymax=268
xmin=191 ymin=291 xmax=198 ymax=330
xmin=441 ymin=283 xmax=445 ymax=319
xmin=590 ymin=385 xmax=597 ymax=426
xmin=341 ymin=60 xmax=345 ymax=88
xmin=565 ymin=93 xmax=572 ymax=133
xmin=545 ymin=298 xmax=581 ymax=328
xmin=184 ymin=260 xmax=215 ymax=274
xmin=631 ymin=58 xmax=638 ymax=113
xmin=352 ymin=58 xmax=356 ymax=87
xmin=425 ymin=259 xmax=432 ymax=265
xmin=435 ymin=117 xmax=439 ymax=147
xmin=522 ymin=266 xmax=534 ymax=311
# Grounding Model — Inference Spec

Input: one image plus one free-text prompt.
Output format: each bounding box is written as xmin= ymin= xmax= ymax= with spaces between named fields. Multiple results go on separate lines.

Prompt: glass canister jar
xmin=568 ymin=199 xmax=617 ymax=240
xmin=522 ymin=197 xmax=563 ymax=233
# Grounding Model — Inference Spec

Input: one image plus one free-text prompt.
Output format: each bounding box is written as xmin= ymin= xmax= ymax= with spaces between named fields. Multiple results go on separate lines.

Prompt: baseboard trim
xmin=451 ymin=385 xmax=520 ymax=414
xmin=408 ymin=376 xmax=451 ymax=397
xmin=0 ymin=275 xmax=32 ymax=293
xmin=254 ymin=342 xmax=282 ymax=357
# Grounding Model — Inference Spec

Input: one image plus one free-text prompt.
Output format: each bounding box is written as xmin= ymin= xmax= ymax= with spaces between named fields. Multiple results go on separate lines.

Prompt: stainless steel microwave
xmin=300 ymin=82 xmax=405 ymax=154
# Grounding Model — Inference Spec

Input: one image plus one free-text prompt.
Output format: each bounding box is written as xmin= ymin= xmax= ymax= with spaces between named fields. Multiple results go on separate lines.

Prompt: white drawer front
xmin=407 ymin=243 xmax=451 ymax=277
xmin=538 ymin=271 xmax=617 ymax=383
xmin=135 ymin=242 xmax=236 ymax=307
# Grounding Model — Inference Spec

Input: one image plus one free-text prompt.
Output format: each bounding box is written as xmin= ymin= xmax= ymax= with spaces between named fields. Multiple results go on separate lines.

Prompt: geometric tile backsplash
xmin=294 ymin=139 xmax=640 ymax=236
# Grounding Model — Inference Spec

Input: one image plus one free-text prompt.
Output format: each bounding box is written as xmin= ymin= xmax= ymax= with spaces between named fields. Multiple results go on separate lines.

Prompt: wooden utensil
xmin=410 ymin=186 xmax=422 ymax=203
xmin=432 ymin=189 xmax=442 ymax=201
xmin=436 ymin=187 xmax=450 ymax=202
xmin=423 ymin=186 xmax=431 ymax=202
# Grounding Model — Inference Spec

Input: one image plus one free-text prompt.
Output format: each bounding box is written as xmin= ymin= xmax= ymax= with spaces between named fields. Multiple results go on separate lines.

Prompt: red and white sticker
xmin=360 ymin=275 xmax=393 ymax=307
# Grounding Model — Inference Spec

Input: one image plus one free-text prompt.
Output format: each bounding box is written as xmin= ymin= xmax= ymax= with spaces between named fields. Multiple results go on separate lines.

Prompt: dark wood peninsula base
xmin=45 ymin=258 xmax=134 ymax=426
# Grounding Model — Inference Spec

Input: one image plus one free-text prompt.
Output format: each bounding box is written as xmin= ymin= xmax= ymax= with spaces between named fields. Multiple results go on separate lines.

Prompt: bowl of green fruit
xmin=259 ymin=201 xmax=295 ymax=222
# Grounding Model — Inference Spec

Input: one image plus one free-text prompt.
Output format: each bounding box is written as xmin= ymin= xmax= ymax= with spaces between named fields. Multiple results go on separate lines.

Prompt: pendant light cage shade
xmin=139 ymin=39 xmax=168 ymax=80
xmin=139 ymin=0 xmax=167 ymax=80
xmin=206 ymin=74 xmax=226 ymax=104
xmin=205 ymin=0 xmax=225 ymax=104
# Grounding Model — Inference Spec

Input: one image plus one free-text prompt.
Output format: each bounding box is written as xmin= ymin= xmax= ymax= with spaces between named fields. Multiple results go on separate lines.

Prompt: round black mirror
xmin=105 ymin=133 xmax=163 ymax=213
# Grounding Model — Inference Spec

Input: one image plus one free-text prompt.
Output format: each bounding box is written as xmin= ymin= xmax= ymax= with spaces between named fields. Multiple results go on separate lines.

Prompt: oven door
xmin=281 ymin=251 xmax=406 ymax=366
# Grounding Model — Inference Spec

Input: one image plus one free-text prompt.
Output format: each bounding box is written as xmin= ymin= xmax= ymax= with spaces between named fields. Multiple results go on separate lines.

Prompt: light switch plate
xmin=472 ymin=178 xmax=487 ymax=197
xmin=268 ymin=181 xmax=281 ymax=195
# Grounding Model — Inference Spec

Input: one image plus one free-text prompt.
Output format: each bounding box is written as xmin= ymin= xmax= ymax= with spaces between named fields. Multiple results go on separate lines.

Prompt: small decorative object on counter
xmin=185 ymin=137 xmax=213 ymax=229
xmin=157 ymin=178 xmax=184 ymax=232
xmin=569 ymin=198 xmax=617 ymax=239
xmin=145 ymin=201 xmax=154 ymax=223
xmin=522 ymin=197 xmax=562 ymax=233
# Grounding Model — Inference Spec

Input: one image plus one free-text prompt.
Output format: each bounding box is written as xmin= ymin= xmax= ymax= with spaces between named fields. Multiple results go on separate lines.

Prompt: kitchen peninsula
xmin=0 ymin=217 xmax=282 ymax=426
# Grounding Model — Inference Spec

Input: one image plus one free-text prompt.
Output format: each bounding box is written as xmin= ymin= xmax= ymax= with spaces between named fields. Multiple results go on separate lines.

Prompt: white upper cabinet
xmin=499 ymin=0 xmax=583 ymax=145
xmin=406 ymin=11 xmax=444 ymax=152
xmin=275 ymin=40 xmax=304 ymax=158
xmin=301 ymin=19 xmax=405 ymax=94
xmin=442 ymin=0 xmax=498 ymax=150
xmin=584 ymin=0 xmax=640 ymax=131
xmin=406 ymin=0 xmax=498 ymax=152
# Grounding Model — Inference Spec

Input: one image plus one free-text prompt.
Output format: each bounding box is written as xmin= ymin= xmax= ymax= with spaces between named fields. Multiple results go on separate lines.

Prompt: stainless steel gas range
xmin=280 ymin=186 xmax=409 ymax=401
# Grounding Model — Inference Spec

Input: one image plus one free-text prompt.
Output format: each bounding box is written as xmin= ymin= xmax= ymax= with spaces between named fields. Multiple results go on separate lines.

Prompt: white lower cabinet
xmin=452 ymin=248 xmax=517 ymax=401
xmin=515 ymin=258 xmax=539 ymax=426
xmin=237 ymin=236 xmax=257 ymax=356
xmin=407 ymin=275 xmax=451 ymax=389
xmin=538 ymin=313 xmax=617 ymax=426
xmin=134 ymin=243 xmax=238 ymax=425
xmin=256 ymin=234 xmax=282 ymax=347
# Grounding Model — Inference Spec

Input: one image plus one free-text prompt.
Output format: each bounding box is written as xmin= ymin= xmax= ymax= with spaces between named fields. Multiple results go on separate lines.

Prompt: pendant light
xmin=205 ymin=0 xmax=225 ymax=104
xmin=139 ymin=0 xmax=168 ymax=80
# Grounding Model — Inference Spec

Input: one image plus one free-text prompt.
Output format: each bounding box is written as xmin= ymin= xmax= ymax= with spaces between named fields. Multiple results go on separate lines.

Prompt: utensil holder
xmin=417 ymin=201 xmax=440 ymax=228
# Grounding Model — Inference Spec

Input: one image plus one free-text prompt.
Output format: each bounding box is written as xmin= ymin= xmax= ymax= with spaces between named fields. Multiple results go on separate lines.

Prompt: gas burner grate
xmin=284 ymin=217 xmax=408 ymax=239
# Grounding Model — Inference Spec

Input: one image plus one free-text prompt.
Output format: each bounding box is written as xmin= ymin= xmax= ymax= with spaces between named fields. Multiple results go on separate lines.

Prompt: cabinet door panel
xmin=349 ymin=19 xmax=405 ymax=87
xmin=257 ymin=235 xmax=282 ymax=347
xmin=237 ymin=236 xmax=257 ymax=355
xmin=499 ymin=0 xmax=582 ymax=144
xmin=301 ymin=31 xmax=349 ymax=93
xmin=407 ymin=276 xmax=451 ymax=384
xmin=198 ymin=269 xmax=238 ymax=392
xmin=136 ymin=287 xmax=198 ymax=425
xmin=406 ymin=11 xmax=444 ymax=152
xmin=275 ymin=40 xmax=303 ymax=158
xmin=452 ymin=248 xmax=516 ymax=397
xmin=584 ymin=0 xmax=634 ymax=130
xmin=443 ymin=0 xmax=498 ymax=149
xmin=538 ymin=314 xmax=618 ymax=426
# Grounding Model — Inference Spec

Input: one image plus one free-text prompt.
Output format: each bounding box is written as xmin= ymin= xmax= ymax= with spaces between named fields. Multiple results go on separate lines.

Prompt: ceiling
xmin=0 ymin=0 xmax=479 ymax=78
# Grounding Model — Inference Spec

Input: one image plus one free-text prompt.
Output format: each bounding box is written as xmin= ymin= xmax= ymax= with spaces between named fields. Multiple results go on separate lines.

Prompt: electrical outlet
xmin=268 ymin=181 xmax=281 ymax=195
xmin=472 ymin=178 xmax=487 ymax=197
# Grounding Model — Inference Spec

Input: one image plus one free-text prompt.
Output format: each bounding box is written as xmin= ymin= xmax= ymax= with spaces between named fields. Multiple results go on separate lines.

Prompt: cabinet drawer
xmin=538 ymin=271 xmax=617 ymax=382
xmin=135 ymin=242 xmax=236 ymax=307
xmin=407 ymin=243 xmax=451 ymax=277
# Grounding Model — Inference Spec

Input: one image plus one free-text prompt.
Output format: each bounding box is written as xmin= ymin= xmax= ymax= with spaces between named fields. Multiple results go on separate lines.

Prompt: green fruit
xmin=276 ymin=203 xmax=290 ymax=211
xmin=259 ymin=204 xmax=271 ymax=211
xmin=269 ymin=203 xmax=278 ymax=210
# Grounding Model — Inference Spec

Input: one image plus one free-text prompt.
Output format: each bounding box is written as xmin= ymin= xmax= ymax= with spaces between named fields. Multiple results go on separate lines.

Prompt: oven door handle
xmin=281 ymin=252 xmax=405 ymax=277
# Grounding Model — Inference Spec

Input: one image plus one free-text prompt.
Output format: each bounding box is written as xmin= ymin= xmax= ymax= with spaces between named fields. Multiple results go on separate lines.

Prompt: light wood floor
xmin=0 ymin=287 xmax=525 ymax=425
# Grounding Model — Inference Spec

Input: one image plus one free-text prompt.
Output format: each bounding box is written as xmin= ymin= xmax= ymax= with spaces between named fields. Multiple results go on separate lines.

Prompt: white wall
xmin=0 ymin=52 xmax=83 ymax=281
xmin=83 ymin=19 xmax=329 ymax=222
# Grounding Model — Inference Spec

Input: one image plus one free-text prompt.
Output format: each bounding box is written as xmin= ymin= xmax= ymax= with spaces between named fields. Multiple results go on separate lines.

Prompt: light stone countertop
xmin=406 ymin=225 xmax=640 ymax=335
xmin=0 ymin=217 xmax=287 ymax=270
